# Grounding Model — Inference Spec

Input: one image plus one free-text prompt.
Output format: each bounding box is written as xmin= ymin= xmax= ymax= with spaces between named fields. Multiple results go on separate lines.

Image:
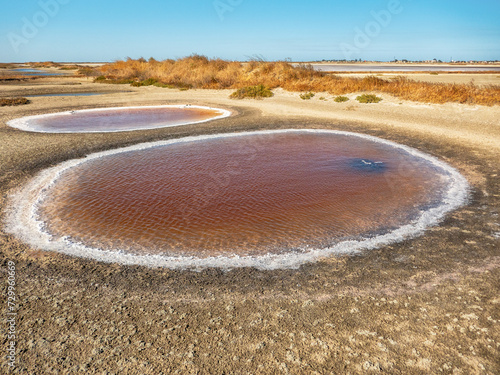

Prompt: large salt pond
xmin=7 ymin=105 xmax=231 ymax=133
xmin=5 ymin=129 xmax=469 ymax=270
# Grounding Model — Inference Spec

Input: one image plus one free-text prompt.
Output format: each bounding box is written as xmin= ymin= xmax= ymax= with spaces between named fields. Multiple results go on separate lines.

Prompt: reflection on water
xmin=39 ymin=132 xmax=447 ymax=258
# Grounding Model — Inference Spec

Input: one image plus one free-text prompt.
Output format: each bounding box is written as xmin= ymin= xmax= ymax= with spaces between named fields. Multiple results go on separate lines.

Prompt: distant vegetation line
xmin=82 ymin=55 xmax=500 ymax=105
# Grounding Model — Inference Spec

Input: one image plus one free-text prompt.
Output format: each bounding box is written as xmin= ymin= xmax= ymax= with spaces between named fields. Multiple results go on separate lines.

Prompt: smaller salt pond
xmin=7 ymin=105 xmax=231 ymax=133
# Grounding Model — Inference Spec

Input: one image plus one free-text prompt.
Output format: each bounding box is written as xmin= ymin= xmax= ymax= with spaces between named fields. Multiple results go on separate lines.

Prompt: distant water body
xmin=309 ymin=64 xmax=500 ymax=72
xmin=13 ymin=68 xmax=64 ymax=76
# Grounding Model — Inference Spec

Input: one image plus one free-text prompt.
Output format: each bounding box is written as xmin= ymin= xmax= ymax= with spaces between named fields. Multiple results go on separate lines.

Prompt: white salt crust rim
xmin=4 ymin=129 xmax=469 ymax=271
xmin=6 ymin=105 xmax=232 ymax=133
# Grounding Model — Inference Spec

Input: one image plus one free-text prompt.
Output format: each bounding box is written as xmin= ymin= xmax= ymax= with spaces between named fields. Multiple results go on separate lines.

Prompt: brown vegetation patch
xmin=27 ymin=61 xmax=62 ymax=68
xmin=90 ymin=55 xmax=500 ymax=105
xmin=0 ymin=97 xmax=30 ymax=106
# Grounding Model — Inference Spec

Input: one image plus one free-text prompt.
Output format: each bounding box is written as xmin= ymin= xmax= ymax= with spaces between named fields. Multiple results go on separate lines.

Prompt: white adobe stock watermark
xmin=7 ymin=0 xmax=72 ymax=54
xmin=340 ymin=0 xmax=405 ymax=60
xmin=213 ymin=0 xmax=243 ymax=21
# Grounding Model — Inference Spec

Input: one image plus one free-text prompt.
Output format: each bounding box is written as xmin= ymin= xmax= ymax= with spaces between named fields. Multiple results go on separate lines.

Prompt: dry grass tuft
xmin=299 ymin=92 xmax=315 ymax=100
xmin=93 ymin=56 xmax=500 ymax=105
xmin=334 ymin=96 xmax=349 ymax=102
xmin=0 ymin=97 xmax=31 ymax=106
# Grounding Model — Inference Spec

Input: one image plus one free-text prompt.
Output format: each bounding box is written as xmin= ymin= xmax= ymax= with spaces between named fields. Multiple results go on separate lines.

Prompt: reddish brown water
xmin=39 ymin=132 xmax=446 ymax=257
xmin=29 ymin=106 xmax=225 ymax=132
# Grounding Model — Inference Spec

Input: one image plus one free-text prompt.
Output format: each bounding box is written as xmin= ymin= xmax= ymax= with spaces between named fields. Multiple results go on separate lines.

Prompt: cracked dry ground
xmin=0 ymin=98 xmax=499 ymax=374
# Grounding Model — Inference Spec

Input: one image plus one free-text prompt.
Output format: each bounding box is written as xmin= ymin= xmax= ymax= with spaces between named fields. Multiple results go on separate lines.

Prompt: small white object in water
xmin=361 ymin=160 xmax=383 ymax=166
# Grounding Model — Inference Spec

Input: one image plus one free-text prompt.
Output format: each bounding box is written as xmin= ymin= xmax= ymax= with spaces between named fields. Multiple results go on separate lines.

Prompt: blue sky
xmin=0 ymin=0 xmax=499 ymax=62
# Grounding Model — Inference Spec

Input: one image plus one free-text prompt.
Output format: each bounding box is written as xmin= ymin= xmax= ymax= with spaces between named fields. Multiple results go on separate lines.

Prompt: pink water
xmin=39 ymin=132 xmax=446 ymax=257
xmin=24 ymin=106 xmax=226 ymax=132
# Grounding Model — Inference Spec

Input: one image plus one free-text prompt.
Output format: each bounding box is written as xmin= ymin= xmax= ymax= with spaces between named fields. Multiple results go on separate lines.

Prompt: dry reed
xmin=94 ymin=56 xmax=500 ymax=106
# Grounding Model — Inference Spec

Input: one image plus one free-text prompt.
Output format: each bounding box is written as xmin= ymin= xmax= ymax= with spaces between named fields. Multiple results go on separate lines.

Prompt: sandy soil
xmin=328 ymin=73 xmax=500 ymax=87
xmin=1 ymin=76 xmax=499 ymax=374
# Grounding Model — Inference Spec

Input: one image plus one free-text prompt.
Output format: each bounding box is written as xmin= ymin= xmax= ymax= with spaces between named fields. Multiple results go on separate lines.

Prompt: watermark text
xmin=7 ymin=0 xmax=72 ymax=53
xmin=6 ymin=261 xmax=17 ymax=370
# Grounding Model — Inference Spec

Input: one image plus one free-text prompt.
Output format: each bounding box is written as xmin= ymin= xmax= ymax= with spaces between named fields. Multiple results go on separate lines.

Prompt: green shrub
xmin=230 ymin=84 xmax=273 ymax=99
xmin=153 ymin=82 xmax=175 ymax=88
xmin=356 ymin=94 xmax=382 ymax=103
xmin=334 ymin=96 xmax=349 ymax=102
xmin=299 ymin=92 xmax=315 ymax=100
xmin=115 ymin=79 xmax=135 ymax=84
xmin=142 ymin=78 xmax=159 ymax=86
xmin=94 ymin=76 xmax=135 ymax=85
xmin=131 ymin=78 xmax=160 ymax=87
xmin=319 ymin=96 xmax=326 ymax=101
